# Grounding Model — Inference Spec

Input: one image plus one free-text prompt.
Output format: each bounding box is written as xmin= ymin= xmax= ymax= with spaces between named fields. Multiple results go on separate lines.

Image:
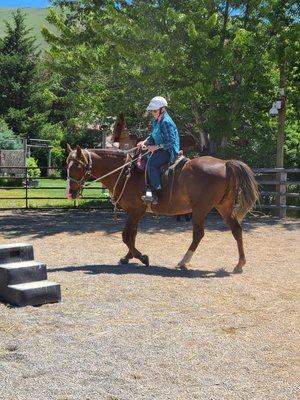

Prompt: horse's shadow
xmin=49 ymin=263 xmax=232 ymax=279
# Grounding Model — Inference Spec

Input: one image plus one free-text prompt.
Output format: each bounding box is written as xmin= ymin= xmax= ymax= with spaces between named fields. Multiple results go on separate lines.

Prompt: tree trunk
xmin=276 ymin=52 xmax=286 ymax=168
xmin=243 ymin=0 xmax=250 ymax=28
xmin=191 ymin=100 xmax=210 ymax=152
xmin=220 ymin=1 xmax=230 ymax=46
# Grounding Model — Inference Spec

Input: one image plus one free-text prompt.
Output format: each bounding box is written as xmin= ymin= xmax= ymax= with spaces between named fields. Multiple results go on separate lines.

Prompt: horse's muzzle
xmin=65 ymin=187 xmax=79 ymax=199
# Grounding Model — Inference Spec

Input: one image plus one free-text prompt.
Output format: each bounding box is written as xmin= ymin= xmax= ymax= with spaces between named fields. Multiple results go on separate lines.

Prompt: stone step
xmin=0 ymin=261 xmax=47 ymax=287
xmin=0 ymin=243 xmax=34 ymax=265
xmin=0 ymin=280 xmax=61 ymax=306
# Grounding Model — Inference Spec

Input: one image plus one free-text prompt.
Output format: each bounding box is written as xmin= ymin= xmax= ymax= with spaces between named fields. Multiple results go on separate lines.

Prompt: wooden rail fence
xmin=254 ymin=168 xmax=300 ymax=218
xmin=0 ymin=166 xmax=299 ymax=217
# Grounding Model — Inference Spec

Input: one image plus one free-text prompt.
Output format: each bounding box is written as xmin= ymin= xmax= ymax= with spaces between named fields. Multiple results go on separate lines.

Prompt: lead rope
xmin=83 ymin=147 xmax=150 ymax=189
xmin=83 ymin=148 xmax=151 ymax=221
xmin=112 ymin=172 xmax=131 ymax=222
xmin=111 ymin=149 xmax=152 ymax=221
xmin=111 ymin=163 xmax=129 ymax=222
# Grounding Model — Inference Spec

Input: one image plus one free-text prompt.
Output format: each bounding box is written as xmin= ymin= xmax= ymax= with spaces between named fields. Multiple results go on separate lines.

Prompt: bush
xmin=0 ymin=178 xmax=23 ymax=187
xmin=48 ymin=169 xmax=62 ymax=179
xmin=26 ymin=157 xmax=41 ymax=178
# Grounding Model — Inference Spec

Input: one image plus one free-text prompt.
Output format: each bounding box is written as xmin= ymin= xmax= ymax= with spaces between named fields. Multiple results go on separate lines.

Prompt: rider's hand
xmin=148 ymin=145 xmax=159 ymax=153
xmin=137 ymin=140 xmax=147 ymax=149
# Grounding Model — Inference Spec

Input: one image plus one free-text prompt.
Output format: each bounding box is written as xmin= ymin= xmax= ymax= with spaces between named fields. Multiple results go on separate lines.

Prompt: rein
xmin=83 ymin=147 xmax=150 ymax=188
xmin=67 ymin=147 xmax=151 ymax=209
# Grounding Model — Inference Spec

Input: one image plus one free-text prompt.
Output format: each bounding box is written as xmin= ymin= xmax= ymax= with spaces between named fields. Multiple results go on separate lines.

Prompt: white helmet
xmin=146 ymin=96 xmax=168 ymax=111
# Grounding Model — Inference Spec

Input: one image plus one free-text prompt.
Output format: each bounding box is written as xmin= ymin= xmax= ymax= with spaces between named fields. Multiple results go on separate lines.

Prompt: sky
xmin=0 ymin=0 xmax=50 ymax=7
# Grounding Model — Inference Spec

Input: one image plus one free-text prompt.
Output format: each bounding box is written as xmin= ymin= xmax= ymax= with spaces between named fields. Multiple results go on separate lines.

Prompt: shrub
xmin=26 ymin=157 xmax=41 ymax=178
xmin=48 ymin=169 xmax=62 ymax=179
xmin=0 ymin=178 xmax=23 ymax=187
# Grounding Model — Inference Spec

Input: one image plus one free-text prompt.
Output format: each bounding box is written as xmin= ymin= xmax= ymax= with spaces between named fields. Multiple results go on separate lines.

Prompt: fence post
xmin=25 ymin=166 xmax=28 ymax=209
xmin=23 ymin=138 xmax=27 ymax=166
xmin=276 ymin=170 xmax=287 ymax=218
xmin=47 ymin=148 xmax=51 ymax=177
xmin=102 ymin=131 xmax=107 ymax=149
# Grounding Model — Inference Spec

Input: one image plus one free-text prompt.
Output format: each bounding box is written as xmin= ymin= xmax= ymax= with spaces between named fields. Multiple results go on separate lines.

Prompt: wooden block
xmin=0 ymin=261 xmax=47 ymax=287
xmin=1 ymin=281 xmax=61 ymax=306
xmin=0 ymin=243 xmax=34 ymax=264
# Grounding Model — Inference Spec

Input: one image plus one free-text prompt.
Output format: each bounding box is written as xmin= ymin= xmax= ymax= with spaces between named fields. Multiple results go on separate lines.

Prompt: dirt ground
xmin=0 ymin=209 xmax=299 ymax=400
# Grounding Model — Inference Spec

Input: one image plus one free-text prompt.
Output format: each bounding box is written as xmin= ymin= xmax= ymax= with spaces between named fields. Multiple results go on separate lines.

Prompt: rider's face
xmin=151 ymin=109 xmax=160 ymax=119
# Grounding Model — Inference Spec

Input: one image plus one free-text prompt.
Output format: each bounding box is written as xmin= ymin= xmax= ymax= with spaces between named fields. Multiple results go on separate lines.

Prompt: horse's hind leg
xmin=176 ymin=207 xmax=206 ymax=270
xmin=216 ymin=204 xmax=246 ymax=273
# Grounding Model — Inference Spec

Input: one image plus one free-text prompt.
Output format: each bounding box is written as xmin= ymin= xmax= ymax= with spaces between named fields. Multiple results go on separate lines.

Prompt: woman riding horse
xmin=66 ymin=137 xmax=259 ymax=273
xmin=138 ymin=96 xmax=180 ymax=205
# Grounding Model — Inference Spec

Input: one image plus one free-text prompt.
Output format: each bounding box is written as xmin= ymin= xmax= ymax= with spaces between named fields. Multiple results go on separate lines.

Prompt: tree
xmin=41 ymin=2 xmax=110 ymax=147
xmin=43 ymin=0 xmax=299 ymax=167
xmin=0 ymin=10 xmax=40 ymax=136
xmin=0 ymin=119 xmax=22 ymax=150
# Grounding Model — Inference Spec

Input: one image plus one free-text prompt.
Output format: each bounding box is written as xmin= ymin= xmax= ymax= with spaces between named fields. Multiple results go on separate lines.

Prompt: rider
xmin=137 ymin=96 xmax=180 ymax=205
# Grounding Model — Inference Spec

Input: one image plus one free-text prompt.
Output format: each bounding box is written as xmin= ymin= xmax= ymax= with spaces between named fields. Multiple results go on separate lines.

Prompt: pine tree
xmin=0 ymin=9 xmax=40 ymax=136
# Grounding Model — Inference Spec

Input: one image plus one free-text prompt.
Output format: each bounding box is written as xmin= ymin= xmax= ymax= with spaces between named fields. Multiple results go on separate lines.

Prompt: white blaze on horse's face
xmin=66 ymin=154 xmax=85 ymax=199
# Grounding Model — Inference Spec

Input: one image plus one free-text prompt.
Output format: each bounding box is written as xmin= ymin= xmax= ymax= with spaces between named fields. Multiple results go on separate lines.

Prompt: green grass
xmin=0 ymin=178 xmax=111 ymax=209
xmin=0 ymin=7 xmax=50 ymax=50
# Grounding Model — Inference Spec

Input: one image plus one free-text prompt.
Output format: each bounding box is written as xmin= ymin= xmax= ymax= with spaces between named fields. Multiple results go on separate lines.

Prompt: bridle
xmin=67 ymin=147 xmax=151 ymax=202
xmin=67 ymin=150 xmax=93 ymax=194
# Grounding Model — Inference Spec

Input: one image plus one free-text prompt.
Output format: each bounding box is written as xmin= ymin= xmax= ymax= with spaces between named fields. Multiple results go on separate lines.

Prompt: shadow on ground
xmin=1 ymin=209 xmax=298 ymax=240
xmin=48 ymin=263 xmax=233 ymax=279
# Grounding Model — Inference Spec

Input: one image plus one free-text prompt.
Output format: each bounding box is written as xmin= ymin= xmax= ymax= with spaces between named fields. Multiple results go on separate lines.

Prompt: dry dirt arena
xmin=0 ymin=209 xmax=299 ymax=400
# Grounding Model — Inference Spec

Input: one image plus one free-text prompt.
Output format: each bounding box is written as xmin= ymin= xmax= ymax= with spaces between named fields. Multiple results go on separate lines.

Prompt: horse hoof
xmin=175 ymin=264 xmax=188 ymax=271
xmin=233 ymin=266 xmax=243 ymax=274
xmin=119 ymin=257 xmax=129 ymax=265
xmin=140 ymin=255 xmax=149 ymax=267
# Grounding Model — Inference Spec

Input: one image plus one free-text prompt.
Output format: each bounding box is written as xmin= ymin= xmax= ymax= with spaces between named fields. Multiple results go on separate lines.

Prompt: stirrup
xmin=141 ymin=190 xmax=158 ymax=205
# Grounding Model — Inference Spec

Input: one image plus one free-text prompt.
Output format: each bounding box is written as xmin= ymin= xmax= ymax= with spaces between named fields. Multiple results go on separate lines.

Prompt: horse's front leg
xmin=119 ymin=211 xmax=148 ymax=266
xmin=119 ymin=226 xmax=137 ymax=264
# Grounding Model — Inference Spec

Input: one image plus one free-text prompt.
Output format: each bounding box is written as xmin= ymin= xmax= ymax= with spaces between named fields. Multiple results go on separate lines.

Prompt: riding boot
xmin=141 ymin=188 xmax=154 ymax=204
xmin=141 ymin=189 xmax=160 ymax=205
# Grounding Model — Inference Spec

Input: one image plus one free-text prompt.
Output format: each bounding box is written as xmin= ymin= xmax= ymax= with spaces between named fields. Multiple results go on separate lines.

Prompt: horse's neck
xmin=91 ymin=150 xmax=126 ymax=192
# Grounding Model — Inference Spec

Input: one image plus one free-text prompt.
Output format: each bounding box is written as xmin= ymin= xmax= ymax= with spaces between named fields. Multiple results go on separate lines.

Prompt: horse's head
xmin=66 ymin=144 xmax=92 ymax=199
xmin=113 ymin=112 xmax=129 ymax=142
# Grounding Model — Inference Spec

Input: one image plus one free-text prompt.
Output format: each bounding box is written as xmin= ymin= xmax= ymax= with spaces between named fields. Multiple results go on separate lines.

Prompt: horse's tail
xmin=225 ymin=160 xmax=259 ymax=222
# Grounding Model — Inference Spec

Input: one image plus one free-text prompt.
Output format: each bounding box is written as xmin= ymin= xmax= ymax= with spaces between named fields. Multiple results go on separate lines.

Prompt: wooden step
xmin=0 ymin=243 xmax=34 ymax=265
xmin=0 ymin=261 xmax=47 ymax=287
xmin=0 ymin=280 xmax=61 ymax=306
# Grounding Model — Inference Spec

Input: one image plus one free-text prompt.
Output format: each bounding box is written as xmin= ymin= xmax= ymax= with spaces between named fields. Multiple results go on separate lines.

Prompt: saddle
xmin=130 ymin=149 xmax=189 ymax=205
xmin=130 ymin=149 xmax=189 ymax=175
xmin=162 ymin=151 xmax=189 ymax=178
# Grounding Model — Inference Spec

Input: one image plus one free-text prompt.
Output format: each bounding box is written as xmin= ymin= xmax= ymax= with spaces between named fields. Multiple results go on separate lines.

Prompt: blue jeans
xmin=147 ymin=149 xmax=171 ymax=191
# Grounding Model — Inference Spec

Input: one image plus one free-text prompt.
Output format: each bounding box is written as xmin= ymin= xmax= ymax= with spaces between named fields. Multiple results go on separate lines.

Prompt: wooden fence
xmin=0 ymin=166 xmax=299 ymax=218
xmin=254 ymin=168 xmax=300 ymax=218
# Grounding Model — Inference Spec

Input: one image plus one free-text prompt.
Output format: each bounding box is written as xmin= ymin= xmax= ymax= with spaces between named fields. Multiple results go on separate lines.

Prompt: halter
xmin=67 ymin=150 xmax=93 ymax=194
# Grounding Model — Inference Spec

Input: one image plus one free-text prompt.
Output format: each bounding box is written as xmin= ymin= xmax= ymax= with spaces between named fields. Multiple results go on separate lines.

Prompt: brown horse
xmin=66 ymin=144 xmax=259 ymax=273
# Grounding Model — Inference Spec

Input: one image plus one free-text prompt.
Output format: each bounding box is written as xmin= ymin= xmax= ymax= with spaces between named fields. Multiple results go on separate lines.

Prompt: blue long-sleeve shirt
xmin=147 ymin=112 xmax=180 ymax=162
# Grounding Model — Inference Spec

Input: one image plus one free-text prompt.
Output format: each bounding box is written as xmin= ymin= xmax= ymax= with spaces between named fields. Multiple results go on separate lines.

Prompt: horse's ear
xmin=76 ymin=145 xmax=82 ymax=159
xmin=67 ymin=143 xmax=72 ymax=154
